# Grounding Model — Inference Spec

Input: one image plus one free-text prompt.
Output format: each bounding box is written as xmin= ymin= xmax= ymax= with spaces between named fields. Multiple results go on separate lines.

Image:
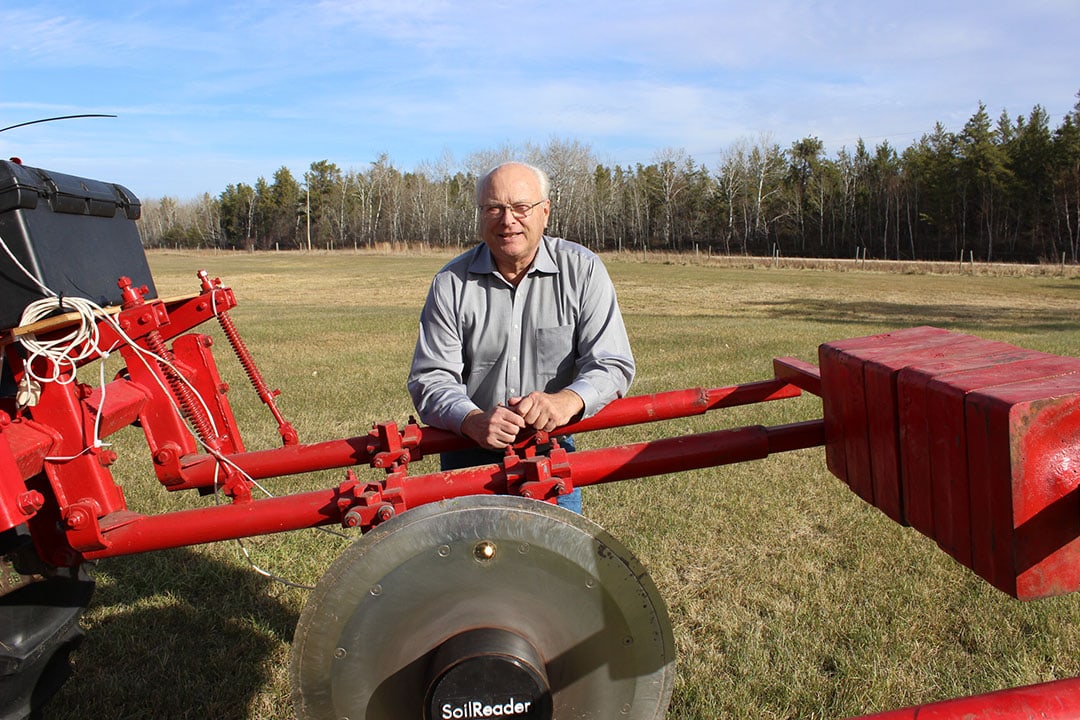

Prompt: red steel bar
xmin=773 ymin=356 xmax=822 ymax=396
xmin=849 ymin=676 xmax=1080 ymax=720
xmin=199 ymin=272 xmax=299 ymax=446
xmin=561 ymin=379 xmax=801 ymax=433
xmin=173 ymin=380 xmax=805 ymax=490
xmin=553 ymin=420 xmax=823 ymax=490
xmin=82 ymin=419 xmax=825 ymax=559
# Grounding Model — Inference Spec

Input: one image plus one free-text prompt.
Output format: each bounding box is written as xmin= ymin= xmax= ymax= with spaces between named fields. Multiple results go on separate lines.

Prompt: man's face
xmin=478 ymin=164 xmax=550 ymax=277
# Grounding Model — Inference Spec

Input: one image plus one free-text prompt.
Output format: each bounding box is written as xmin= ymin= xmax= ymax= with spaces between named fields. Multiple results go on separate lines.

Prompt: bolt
xmin=154 ymin=443 xmax=182 ymax=466
xmin=98 ymin=449 xmax=118 ymax=467
xmin=375 ymin=505 xmax=394 ymax=522
xmin=66 ymin=508 xmax=89 ymax=530
xmin=200 ymin=336 xmax=214 ymax=348
xmin=343 ymin=509 xmax=362 ymax=528
xmin=474 ymin=541 xmax=497 ymax=562
xmin=17 ymin=491 xmax=43 ymax=515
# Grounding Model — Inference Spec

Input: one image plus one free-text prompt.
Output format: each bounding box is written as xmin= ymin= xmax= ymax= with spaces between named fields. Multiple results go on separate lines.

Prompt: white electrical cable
xmin=2 ymin=231 xmax=348 ymax=586
xmin=0 ymin=231 xmax=55 ymax=298
xmin=236 ymin=538 xmax=316 ymax=590
xmin=44 ymin=355 xmax=113 ymax=462
xmin=1 ymin=229 xmax=221 ymax=454
xmin=19 ymin=295 xmax=104 ymax=385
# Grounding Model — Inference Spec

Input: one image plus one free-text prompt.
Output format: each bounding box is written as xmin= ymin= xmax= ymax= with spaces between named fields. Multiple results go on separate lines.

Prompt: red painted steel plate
xmin=896 ymin=340 xmax=1045 ymax=564
xmin=965 ymin=373 xmax=1080 ymax=599
xmin=0 ymin=432 xmax=32 ymax=532
xmin=872 ymin=333 xmax=1012 ymax=529
xmin=923 ymin=355 xmax=1080 ymax=582
xmin=819 ymin=326 xmax=953 ymax=516
xmin=858 ymin=331 xmax=986 ymax=520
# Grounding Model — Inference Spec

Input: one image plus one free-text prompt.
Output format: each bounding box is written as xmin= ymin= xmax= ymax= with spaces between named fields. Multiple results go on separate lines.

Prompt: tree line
xmin=138 ymin=93 xmax=1080 ymax=264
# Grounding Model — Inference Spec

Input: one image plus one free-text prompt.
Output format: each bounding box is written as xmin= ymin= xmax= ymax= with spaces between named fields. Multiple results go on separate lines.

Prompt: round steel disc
xmin=290 ymin=495 xmax=675 ymax=720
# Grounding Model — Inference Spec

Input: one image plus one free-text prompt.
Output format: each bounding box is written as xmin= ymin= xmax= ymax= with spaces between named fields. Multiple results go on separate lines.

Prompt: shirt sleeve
xmin=563 ymin=257 xmax=635 ymax=418
xmin=407 ymin=273 xmax=481 ymax=433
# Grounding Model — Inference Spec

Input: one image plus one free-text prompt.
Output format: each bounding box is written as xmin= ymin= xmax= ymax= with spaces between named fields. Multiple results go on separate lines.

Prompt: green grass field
xmin=47 ymin=250 xmax=1080 ymax=719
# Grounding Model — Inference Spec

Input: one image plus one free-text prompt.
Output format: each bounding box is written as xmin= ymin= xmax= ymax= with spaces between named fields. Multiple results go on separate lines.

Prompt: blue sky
xmin=3 ymin=1 xmax=1078 ymax=200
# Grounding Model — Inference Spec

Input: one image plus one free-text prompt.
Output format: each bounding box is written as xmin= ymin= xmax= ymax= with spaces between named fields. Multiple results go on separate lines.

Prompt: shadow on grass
xmin=751 ymin=297 xmax=1080 ymax=336
xmin=45 ymin=547 xmax=302 ymax=720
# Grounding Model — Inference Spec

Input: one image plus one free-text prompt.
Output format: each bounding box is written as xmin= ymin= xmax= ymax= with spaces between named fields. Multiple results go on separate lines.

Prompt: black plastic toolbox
xmin=0 ymin=160 xmax=157 ymax=330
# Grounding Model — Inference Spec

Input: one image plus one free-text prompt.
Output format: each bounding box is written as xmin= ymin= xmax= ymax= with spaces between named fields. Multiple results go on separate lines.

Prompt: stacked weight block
xmin=819 ymin=327 xmax=1080 ymax=599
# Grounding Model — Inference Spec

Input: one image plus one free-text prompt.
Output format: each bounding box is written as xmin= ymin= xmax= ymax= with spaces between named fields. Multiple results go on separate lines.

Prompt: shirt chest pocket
xmin=535 ymin=324 xmax=575 ymax=379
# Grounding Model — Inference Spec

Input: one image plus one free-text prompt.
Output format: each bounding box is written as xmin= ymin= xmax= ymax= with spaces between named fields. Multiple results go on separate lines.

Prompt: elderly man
xmin=407 ymin=161 xmax=634 ymax=512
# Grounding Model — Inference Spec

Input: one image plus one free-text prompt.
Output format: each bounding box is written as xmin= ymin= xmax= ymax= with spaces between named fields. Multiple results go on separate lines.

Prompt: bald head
xmin=476 ymin=162 xmax=551 ymax=206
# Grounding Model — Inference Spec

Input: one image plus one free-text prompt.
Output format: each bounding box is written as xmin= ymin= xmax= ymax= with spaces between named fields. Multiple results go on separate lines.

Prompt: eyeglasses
xmin=478 ymin=200 xmax=546 ymax=220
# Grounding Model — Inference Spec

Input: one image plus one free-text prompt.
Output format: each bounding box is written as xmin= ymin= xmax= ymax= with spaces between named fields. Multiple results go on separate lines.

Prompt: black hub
xmin=425 ymin=628 xmax=551 ymax=720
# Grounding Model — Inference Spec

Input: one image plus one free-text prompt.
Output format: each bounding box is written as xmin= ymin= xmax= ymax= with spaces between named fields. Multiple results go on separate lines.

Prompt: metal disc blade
xmin=291 ymin=495 xmax=675 ymax=720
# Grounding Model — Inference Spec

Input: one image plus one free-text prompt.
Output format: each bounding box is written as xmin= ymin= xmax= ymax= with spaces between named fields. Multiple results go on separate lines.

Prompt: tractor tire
xmin=0 ymin=528 xmax=94 ymax=720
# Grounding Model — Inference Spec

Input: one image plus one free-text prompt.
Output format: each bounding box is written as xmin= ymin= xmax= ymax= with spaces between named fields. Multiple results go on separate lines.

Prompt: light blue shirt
xmin=408 ymin=235 xmax=635 ymax=433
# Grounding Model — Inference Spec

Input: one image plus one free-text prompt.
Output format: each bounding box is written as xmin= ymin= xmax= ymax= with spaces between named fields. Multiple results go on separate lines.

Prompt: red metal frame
xmin=849 ymin=676 xmax=1080 ymax=719
xmin=2 ymin=272 xmax=1080 ymax=719
xmin=0 ymin=276 xmax=828 ymax=566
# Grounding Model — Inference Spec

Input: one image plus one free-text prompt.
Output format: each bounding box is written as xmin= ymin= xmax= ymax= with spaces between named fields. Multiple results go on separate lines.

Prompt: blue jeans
xmin=440 ymin=436 xmax=581 ymax=513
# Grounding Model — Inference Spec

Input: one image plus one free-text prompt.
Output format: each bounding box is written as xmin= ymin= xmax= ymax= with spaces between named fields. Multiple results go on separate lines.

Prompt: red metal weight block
xmin=895 ymin=339 xmax=1047 ymax=565
xmin=819 ymin=326 xmax=954 ymax=519
xmin=920 ymin=355 xmax=1080 ymax=575
xmin=964 ymin=372 xmax=1080 ymax=599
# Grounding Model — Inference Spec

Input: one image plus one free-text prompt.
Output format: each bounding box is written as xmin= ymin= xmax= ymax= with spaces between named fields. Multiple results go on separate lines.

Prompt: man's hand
xmin=508 ymin=389 xmax=584 ymax=433
xmin=460 ymin=405 xmax=527 ymax=450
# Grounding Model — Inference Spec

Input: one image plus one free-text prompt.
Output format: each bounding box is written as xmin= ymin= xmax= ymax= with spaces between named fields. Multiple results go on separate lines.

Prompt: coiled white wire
xmin=19 ymin=295 xmax=106 ymax=385
xmin=2 ymin=231 xmax=348 ymax=587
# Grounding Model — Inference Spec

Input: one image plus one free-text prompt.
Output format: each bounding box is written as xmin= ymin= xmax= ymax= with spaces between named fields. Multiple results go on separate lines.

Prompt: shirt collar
xmin=532 ymin=236 xmax=558 ymax=274
xmin=468 ymin=236 xmax=557 ymax=277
